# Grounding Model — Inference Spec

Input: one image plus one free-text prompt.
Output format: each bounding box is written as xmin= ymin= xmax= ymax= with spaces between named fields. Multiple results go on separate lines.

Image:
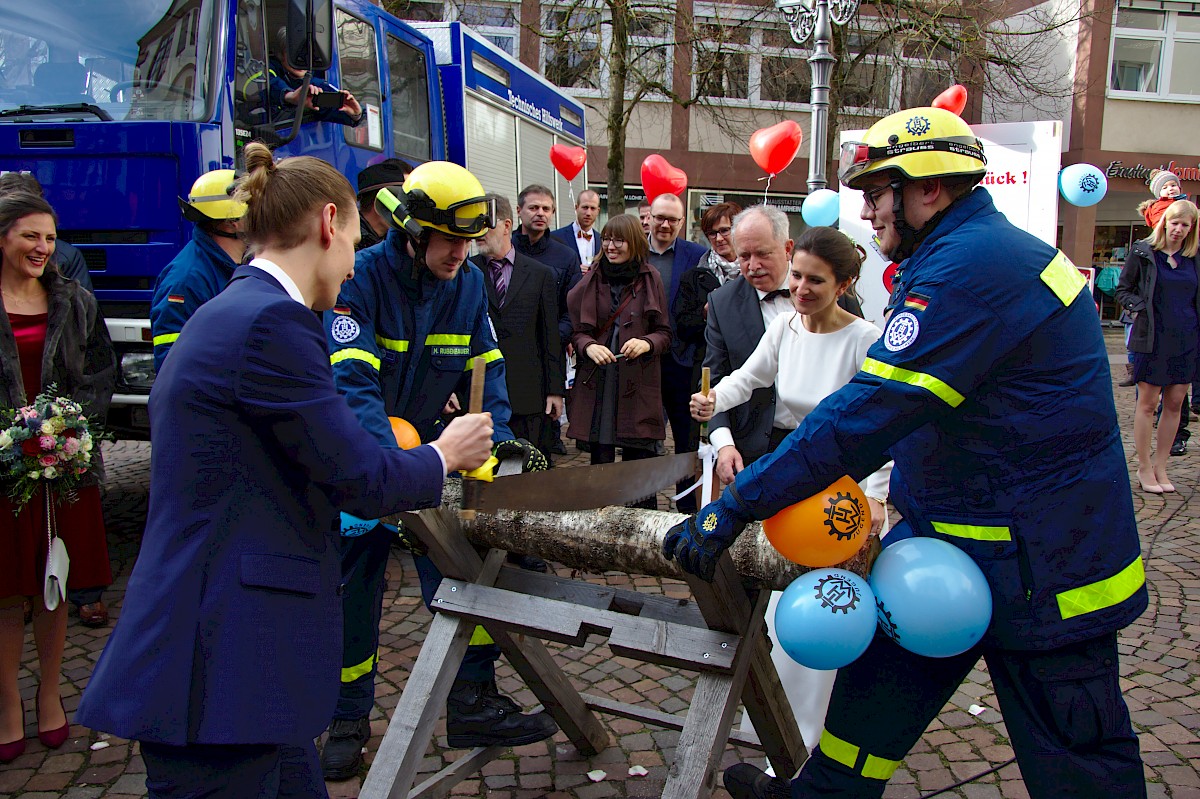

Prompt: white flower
xmin=81 ymin=434 xmax=93 ymax=451
xmin=40 ymin=421 xmax=55 ymax=435
xmin=43 ymin=466 xmax=57 ymax=479
xmin=0 ymin=431 xmax=11 ymax=449
xmin=28 ymin=470 xmax=40 ymax=480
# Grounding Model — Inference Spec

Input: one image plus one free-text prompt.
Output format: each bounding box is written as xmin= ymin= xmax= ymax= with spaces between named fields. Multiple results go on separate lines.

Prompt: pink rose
xmin=39 ymin=455 xmax=56 ymax=467
xmin=38 ymin=435 xmax=55 ymax=450
xmin=62 ymin=438 xmax=80 ymax=456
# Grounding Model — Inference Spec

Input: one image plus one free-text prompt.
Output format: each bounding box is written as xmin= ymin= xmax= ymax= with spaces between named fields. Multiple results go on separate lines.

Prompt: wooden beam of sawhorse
xmin=360 ymin=505 xmax=806 ymax=799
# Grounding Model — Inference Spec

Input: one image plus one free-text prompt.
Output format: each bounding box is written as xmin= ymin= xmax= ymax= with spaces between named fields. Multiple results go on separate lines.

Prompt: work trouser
xmin=334 ymin=525 xmax=501 ymax=721
xmin=789 ymin=632 xmax=1145 ymax=798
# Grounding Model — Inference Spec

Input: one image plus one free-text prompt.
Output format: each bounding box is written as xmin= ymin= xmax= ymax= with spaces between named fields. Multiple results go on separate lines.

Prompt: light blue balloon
xmin=1059 ymin=163 xmax=1108 ymax=208
xmin=775 ymin=568 xmax=877 ymax=670
xmin=869 ymin=537 xmax=993 ymax=658
xmin=801 ymin=188 xmax=840 ymax=227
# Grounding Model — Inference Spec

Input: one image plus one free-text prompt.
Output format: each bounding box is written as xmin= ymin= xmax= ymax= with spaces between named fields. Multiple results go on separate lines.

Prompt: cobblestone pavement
xmin=3 ymin=327 xmax=1198 ymax=798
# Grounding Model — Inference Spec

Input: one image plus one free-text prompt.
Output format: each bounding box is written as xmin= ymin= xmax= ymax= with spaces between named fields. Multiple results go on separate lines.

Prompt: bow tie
xmin=761 ymin=289 xmax=789 ymax=302
xmin=577 ymin=230 xmax=592 ymax=241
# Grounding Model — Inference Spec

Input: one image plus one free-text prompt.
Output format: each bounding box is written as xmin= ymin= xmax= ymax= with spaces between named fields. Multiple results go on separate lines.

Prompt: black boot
xmin=446 ymin=679 xmax=557 ymax=748
xmin=319 ymin=717 xmax=371 ymax=780
xmin=723 ymin=764 xmax=792 ymax=799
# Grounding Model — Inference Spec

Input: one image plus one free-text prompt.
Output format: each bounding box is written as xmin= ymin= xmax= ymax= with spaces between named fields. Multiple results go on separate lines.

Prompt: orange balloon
xmin=389 ymin=416 xmax=421 ymax=450
xmin=762 ymin=476 xmax=871 ymax=567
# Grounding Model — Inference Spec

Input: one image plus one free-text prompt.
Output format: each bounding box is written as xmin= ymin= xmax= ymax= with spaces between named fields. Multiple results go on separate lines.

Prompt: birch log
xmin=385 ymin=479 xmax=876 ymax=592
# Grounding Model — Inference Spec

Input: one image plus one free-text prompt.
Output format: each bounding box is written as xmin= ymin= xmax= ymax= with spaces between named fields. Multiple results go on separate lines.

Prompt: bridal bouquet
xmin=0 ymin=385 xmax=97 ymax=512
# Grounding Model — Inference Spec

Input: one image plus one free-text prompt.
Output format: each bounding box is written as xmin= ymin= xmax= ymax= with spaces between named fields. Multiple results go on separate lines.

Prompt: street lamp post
xmin=776 ymin=0 xmax=861 ymax=191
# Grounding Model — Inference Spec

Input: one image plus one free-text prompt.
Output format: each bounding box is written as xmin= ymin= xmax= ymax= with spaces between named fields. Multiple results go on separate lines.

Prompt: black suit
xmin=473 ymin=252 xmax=565 ymax=459
xmin=703 ymin=276 xmax=779 ymax=465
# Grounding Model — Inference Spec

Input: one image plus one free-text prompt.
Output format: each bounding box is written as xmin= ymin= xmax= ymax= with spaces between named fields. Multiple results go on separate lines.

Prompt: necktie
xmin=577 ymin=230 xmax=592 ymax=241
xmin=761 ymin=289 xmax=789 ymax=303
xmin=489 ymin=260 xmax=507 ymax=305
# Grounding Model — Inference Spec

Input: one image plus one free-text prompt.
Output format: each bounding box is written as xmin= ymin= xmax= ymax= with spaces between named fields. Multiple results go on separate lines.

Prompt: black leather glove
xmin=493 ymin=438 xmax=548 ymax=472
xmin=662 ymin=484 xmax=752 ymax=581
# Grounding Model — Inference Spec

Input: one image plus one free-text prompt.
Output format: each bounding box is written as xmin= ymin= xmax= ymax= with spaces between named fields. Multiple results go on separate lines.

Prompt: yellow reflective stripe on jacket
xmin=1041 ymin=251 xmax=1087 ymax=307
xmin=861 ymin=357 xmax=965 ymax=408
xmin=152 ymin=333 xmax=180 ymax=347
xmin=375 ymin=335 xmax=409 ymax=353
xmin=1057 ymin=556 xmax=1145 ymax=620
xmin=330 ymin=348 xmax=381 ymax=370
xmin=469 ymin=626 xmax=494 ymax=646
xmin=931 ymin=522 xmax=1012 ymax=542
xmin=425 ymin=333 xmax=471 ymax=346
xmin=340 ymin=652 xmax=377 ymax=683
xmin=463 ymin=349 xmax=503 ymax=370
xmin=819 ymin=730 xmax=899 ymax=780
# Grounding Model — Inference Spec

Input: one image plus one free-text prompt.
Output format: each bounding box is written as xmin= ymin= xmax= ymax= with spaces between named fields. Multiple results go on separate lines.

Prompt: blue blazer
xmin=78 ymin=267 xmax=445 ymax=746
xmin=549 ymin=223 xmax=595 ymax=264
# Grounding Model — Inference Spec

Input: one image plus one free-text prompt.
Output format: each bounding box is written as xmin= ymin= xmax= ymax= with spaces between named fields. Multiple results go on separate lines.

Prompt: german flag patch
xmin=332 ymin=306 xmax=351 ymax=315
xmin=903 ymin=292 xmax=929 ymax=312
xmin=167 ymin=294 xmax=185 ymax=304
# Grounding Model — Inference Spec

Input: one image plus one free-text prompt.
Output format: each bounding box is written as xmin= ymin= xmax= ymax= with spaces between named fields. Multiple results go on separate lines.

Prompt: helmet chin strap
xmin=885 ymin=176 xmax=970 ymax=262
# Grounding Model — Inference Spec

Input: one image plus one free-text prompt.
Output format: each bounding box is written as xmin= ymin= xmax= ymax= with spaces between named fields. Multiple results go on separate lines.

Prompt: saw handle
xmin=699 ymin=367 xmax=711 ymax=442
xmin=461 ymin=356 xmax=487 ymax=523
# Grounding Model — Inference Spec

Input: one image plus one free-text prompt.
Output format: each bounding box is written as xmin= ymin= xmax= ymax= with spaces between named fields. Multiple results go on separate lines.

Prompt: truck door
xmin=379 ymin=18 xmax=440 ymax=164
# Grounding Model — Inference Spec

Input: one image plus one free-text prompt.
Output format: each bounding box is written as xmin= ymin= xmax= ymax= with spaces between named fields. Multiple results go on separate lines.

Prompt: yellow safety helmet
xmin=374 ymin=161 xmax=494 ymax=240
xmin=838 ymin=107 xmax=987 ymax=190
xmin=178 ymin=169 xmax=246 ymax=223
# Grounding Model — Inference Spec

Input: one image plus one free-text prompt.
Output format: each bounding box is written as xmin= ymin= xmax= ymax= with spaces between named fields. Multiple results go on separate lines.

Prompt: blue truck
xmin=0 ymin=1 xmax=586 ymax=438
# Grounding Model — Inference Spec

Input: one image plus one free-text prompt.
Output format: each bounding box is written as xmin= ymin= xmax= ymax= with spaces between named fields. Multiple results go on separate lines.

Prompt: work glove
xmin=339 ymin=512 xmax=426 ymax=555
xmin=662 ymin=484 xmax=753 ymax=582
xmin=493 ymin=438 xmax=548 ymax=472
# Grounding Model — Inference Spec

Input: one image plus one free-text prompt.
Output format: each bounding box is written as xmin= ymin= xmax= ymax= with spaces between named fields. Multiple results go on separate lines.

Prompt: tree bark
xmin=387 ymin=480 xmax=877 ymax=591
xmin=606 ymin=0 xmax=629 ymax=215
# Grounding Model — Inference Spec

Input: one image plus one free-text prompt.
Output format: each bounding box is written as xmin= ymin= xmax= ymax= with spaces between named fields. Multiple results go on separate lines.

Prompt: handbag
xmin=43 ymin=488 xmax=69 ymax=611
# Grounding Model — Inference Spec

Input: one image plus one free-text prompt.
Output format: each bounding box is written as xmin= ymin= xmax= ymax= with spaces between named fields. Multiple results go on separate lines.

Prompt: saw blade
xmin=469 ymin=451 xmax=698 ymax=513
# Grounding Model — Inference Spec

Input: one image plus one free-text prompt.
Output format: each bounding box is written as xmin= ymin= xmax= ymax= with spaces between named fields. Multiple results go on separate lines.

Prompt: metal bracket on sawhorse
xmin=360 ymin=505 xmax=806 ymax=799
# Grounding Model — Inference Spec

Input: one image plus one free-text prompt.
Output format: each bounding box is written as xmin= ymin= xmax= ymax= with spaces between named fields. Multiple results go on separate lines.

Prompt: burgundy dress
xmin=0 ymin=311 xmax=112 ymax=598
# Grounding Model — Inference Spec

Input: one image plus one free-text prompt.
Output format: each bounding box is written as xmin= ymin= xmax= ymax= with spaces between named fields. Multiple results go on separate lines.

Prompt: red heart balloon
xmin=549 ymin=144 xmax=587 ymax=181
xmin=749 ymin=120 xmax=803 ymax=176
xmin=931 ymin=84 xmax=968 ymax=116
xmin=640 ymin=154 xmax=688 ymax=201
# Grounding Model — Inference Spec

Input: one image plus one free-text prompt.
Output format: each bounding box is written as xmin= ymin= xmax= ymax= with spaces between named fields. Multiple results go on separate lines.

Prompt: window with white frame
xmin=1110 ymin=5 xmax=1200 ymax=99
xmin=542 ymin=6 xmax=603 ymax=91
xmin=540 ymin=3 xmax=672 ymax=98
xmin=458 ymin=2 xmax=520 ymax=56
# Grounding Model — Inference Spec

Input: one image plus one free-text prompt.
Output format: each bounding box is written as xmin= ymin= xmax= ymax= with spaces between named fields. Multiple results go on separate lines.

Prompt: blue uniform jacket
xmin=267 ymin=58 xmax=362 ymax=127
xmin=77 ymin=267 xmax=445 ymax=745
xmin=325 ymin=229 xmax=513 ymax=446
xmin=150 ymin=228 xmax=240 ymax=371
xmin=734 ymin=188 xmax=1147 ymax=651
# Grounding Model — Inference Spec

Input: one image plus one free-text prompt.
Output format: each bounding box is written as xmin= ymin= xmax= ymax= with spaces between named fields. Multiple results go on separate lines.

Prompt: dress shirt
xmin=572 ymin=221 xmax=595 ymax=265
xmin=647 ymin=238 xmax=676 ymax=292
xmin=488 ymin=247 xmax=515 ymax=301
xmin=248 ymin=257 xmax=306 ymax=306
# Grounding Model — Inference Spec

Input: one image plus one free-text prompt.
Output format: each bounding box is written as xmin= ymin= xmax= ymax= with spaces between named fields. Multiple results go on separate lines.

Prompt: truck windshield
xmin=0 ymin=0 xmax=215 ymax=122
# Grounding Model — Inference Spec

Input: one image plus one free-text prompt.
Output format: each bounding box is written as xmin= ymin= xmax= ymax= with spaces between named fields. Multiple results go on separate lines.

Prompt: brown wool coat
xmin=567 ymin=260 xmax=672 ymax=442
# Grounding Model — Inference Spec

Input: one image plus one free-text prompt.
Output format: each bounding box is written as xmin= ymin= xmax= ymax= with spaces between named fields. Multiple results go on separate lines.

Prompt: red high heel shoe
xmin=36 ymin=685 xmax=69 ymax=749
xmin=0 ymin=704 xmax=26 ymax=763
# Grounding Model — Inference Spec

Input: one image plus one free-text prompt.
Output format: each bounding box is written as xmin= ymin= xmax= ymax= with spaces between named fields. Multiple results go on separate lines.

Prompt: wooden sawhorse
xmin=360 ymin=505 xmax=806 ymax=799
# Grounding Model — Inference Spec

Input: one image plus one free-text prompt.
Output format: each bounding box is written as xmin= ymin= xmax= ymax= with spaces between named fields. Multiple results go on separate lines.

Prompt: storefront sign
xmin=1106 ymin=160 xmax=1200 ymax=185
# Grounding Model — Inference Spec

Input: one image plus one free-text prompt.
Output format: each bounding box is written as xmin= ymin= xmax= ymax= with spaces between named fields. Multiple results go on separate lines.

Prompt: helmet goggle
xmin=377 ymin=186 xmax=496 ymax=236
xmin=838 ymin=136 xmax=986 ymax=184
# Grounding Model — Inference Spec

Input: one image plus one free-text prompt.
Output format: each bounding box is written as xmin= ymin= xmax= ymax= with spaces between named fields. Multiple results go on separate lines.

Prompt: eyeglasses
xmin=705 ymin=226 xmax=732 ymax=239
xmin=652 ymin=214 xmax=682 ymax=225
xmin=601 ymin=237 xmax=628 ymax=245
xmin=861 ymin=185 xmax=891 ymax=212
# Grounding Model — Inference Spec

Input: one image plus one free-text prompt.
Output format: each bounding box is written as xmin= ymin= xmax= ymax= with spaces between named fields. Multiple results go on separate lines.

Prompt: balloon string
xmin=568 ymin=183 xmax=576 ymax=208
xmin=763 ymin=173 xmax=774 ymax=203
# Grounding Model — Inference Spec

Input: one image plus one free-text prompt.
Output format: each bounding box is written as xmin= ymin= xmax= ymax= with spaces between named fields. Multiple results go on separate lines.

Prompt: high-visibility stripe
xmin=464 ymin=349 xmax=504 ymax=370
xmin=861 ymin=357 xmax=965 ymax=408
xmin=153 ymin=333 xmax=179 ymax=347
xmin=1057 ymin=556 xmax=1145 ymax=620
xmin=819 ymin=730 xmax=898 ymax=780
xmin=425 ymin=333 xmax=471 ymax=346
xmin=375 ymin=335 xmax=409 ymax=353
xmin=862 ymin=754 xmax=901 ymax=780
xmin=340 ymin=652 xmax=377 ymax=683
xmin=819 ymin=730 xmax=859 ymax=770
xmin=1041 ymin=251 xmax=1086 ymax=306
xmin=931 ymin=521 xmax=1012 ymax=542
xmin=469 ymin=626 xmax=494 ymax=646
xmin=330 ymin=348 xmax=381 ymax=370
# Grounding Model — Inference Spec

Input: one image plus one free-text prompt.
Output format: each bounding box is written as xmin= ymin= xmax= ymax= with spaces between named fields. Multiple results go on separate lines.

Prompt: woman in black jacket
xmin=1115 ymin=199 xmax=1200 ymax=494
xmin=0 ymin=192 xmax=115 ymax=761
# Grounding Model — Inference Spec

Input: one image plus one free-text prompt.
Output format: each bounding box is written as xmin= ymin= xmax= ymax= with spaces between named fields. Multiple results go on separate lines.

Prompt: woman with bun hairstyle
xmin=1116 ymin=199 xmax=1200 ymax=494
xmin=690 ymin=225 xmax=892 ymax=755
xmin=77 ymin=144 xmax=495 ymax=798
